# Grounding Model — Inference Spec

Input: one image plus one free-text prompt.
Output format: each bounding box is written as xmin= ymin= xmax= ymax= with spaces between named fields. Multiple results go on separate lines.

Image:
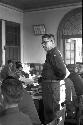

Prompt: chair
xmin=78 ymin=95 xmax=83 ymax=125
xmin=56 ymin=106 xmax=66 ymax=125
xmin=47 ymin=106 xmax=66 ymax=125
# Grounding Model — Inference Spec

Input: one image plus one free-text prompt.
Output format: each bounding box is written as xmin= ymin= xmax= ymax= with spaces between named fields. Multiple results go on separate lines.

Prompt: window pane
xmin=71 ymin=60 xmax=74 ymax=64
xmin=71 ymin=52 xmax=74 ymax=59
xmin=71 ymin=43 xmax=74 ymax=50
xmin=65 ymin=43 xmax=70 ymax=50
xmin=66 ymin=60 xmax=70 ymax=64
xmin=65 ymin=51 xmax=70 ymax=59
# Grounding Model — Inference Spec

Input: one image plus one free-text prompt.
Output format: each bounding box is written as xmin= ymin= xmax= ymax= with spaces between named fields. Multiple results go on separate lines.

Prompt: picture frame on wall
xmin=33 ymin=24 xmax=46 ymax=35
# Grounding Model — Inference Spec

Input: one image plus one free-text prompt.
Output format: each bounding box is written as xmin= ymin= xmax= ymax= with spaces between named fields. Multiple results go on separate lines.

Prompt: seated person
xmin=79 ymin=63 xmax=83 ymax=79
xmin=0 ymin=60 xmax=15 ymax=81
xmin=18 ymin=88 xmax=42 ymax=125
xmin=67 ymin=71 xmax=83 ymax=97
xmin=29 ymin=64 xmax=36 ymax=76
xmin=15 ymin=63 xmax=42 ymax=125
xmin=14 ymin=63 xmax=34 ymax=87
xmin=0 ymin=76 xmax=33 ymax=125
xmin=15 ymin=62 xmax=29 ymax=79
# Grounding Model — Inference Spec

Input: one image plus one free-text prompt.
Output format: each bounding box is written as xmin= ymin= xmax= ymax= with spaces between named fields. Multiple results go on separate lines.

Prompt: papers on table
xmin=19 ymin=75 xmax=39 ymax=86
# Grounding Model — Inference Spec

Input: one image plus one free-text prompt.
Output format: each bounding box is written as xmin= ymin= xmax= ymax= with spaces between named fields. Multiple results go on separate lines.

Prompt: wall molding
xmin=24 ymin=2 xmax=82 ymax=12
xmin=0 ymin=2 xmax=82 ymax=13
xmin=0 ymin=3 xmax=23 ymax=13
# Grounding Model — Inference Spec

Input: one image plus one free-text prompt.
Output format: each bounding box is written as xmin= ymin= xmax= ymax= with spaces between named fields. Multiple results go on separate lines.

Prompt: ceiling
xmin=0 ymin=0 xmax=82 ymax=11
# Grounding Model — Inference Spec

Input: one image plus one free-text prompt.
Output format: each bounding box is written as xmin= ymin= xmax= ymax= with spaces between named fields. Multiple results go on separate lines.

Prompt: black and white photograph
xmin=0 ymin=0 xmax=82 ymax=125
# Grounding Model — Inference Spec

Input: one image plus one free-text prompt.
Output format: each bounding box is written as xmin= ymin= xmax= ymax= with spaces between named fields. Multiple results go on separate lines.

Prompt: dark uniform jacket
xmin=41 ymin=47 xmax=66 ymax=80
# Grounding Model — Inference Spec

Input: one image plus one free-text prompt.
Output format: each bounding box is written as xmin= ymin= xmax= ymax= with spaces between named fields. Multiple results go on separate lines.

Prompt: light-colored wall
xmin=0 ymin=4 xmax=23 ymax=23
xmin=0 ymin=3 xmax=81 ymax=64
xmin=23 ymin=5 xmax=81 ymax=64
xmin=0 ymin=4 xmax=23 ymax=64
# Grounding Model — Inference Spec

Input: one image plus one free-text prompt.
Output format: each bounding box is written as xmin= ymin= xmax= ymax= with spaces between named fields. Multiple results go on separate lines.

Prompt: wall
xmin=23 ymin=5 xmax=81 ymax=64
xmin=0 ymin=4 xmax=24 ymax=64
xmin=0 ymin=4 xmax=23 ymax=23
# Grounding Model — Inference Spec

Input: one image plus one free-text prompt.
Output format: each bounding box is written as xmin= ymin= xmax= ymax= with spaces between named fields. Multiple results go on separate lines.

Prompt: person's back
xmin=18 ymin=89 xmax=41 ymax=125
xmin=13 ymin=62 xmax=41 ymax=125
xmin=0 ymin=76 xmax=33 ymax=125
xmin=0 ymin=107 xmax=33 ymax=125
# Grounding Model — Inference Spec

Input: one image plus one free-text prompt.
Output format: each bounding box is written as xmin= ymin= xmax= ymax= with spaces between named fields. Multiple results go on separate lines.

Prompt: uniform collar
xmin=47 ymin=47 xmax=56 ymax=54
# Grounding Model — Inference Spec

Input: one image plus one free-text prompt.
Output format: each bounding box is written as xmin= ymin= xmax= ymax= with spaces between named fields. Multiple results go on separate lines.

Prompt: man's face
xmin=9 ymin=62 xmax=13 ymax=68
xmin=41 ymin=37 xmax=53 ymax=51
xmin=19 ymin=67 xmax=23 ymax=71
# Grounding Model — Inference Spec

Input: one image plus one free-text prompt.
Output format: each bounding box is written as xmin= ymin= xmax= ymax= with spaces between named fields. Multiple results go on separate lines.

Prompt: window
xmin=5 ymin=21 xmax=20 ymax=63
xmin=65 ymin=38 xmax=82 ymax=64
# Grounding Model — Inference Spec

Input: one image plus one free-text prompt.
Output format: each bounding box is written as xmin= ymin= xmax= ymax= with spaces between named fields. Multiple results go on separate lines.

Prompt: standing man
xmin=40 ymin=34 xmax=66 ymax=124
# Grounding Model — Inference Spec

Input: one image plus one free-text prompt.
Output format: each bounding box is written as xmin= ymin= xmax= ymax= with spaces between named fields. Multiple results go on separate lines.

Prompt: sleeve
xmin=65 ymin=67 xmax=70 ymax=79
xmin=49 ymin=49 xmax=66 ymax=80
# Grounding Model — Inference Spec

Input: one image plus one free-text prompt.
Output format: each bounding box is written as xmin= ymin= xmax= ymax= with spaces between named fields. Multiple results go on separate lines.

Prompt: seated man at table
xmin=15 ymin=62 xmax=29 ymax=79
xmin=79 ymin=63 xmax=83 ymax=79
xmin=0 ymin=60 xmax=15 ymax=81
xmin=14 ymin=63 xmax=42 ymax=125
xmin=0 ymin=76 xmax=33 ymax=125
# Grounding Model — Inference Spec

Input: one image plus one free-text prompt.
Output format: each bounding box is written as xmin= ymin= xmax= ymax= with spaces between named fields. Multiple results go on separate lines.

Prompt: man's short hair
xmin=30 ymin=63 xmax=35 ymax=68
xmin=15 ymin=61 xmax=21 ymax=66
xmin=15 ymin=61 xmax=23 ymax=69
xmin=7 ymin=60 xmax=13 ymax=64
xmin=42 ymin=33 xmax=55 ymax=40
xmin=1 ymin=76 xmax=23 ymax=104
xmin=16 ymin=64 xmax=23 ymax=69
